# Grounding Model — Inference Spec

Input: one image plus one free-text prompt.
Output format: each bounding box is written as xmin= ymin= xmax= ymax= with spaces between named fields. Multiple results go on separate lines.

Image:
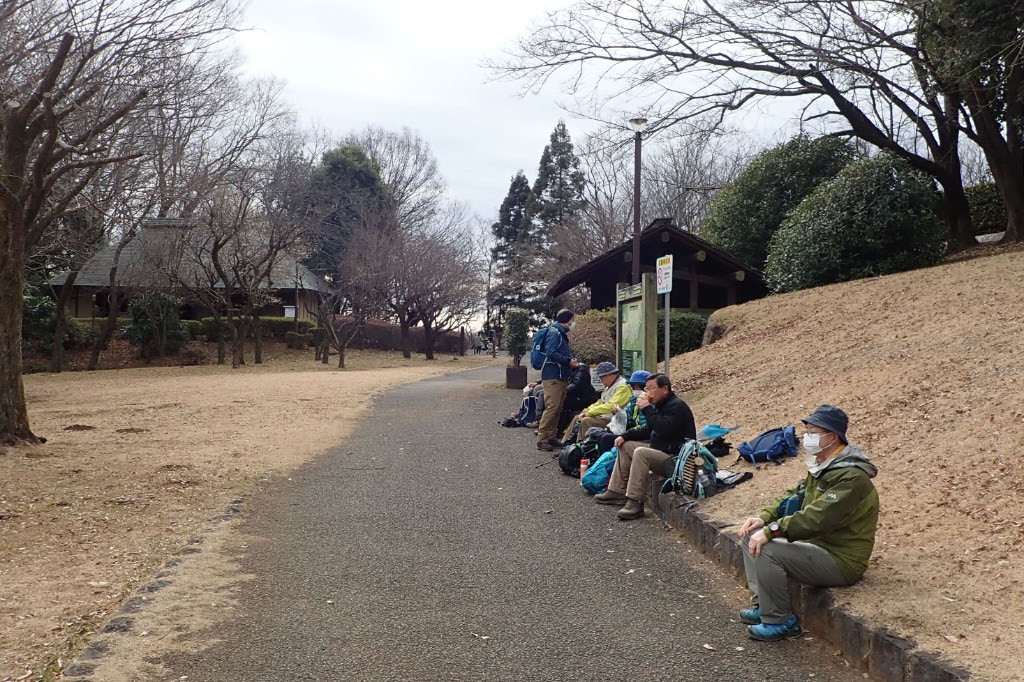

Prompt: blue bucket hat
xmin=627 ymin=370 xmax=651 ymax=386
xmin=802 ymin=404 xmax=849 ymax=444
xmin=595 ymin=361 xmax=619 ymax=377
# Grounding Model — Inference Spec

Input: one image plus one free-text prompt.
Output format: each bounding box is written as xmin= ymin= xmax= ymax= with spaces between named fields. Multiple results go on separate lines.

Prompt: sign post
xmin=656 ymin=255 xmax=673 ymax=379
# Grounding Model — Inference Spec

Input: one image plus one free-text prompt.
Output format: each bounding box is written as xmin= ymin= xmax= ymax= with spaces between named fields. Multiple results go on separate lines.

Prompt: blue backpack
xmin=582 ymin=448 xmax=618 ymax=494
xmin=662 ymin=439 xmax=719 ymax=499
xmin=529 ymin=326 xmax=552 ymax=370
xmin=737 ymin=426 xmax=798 ymax=466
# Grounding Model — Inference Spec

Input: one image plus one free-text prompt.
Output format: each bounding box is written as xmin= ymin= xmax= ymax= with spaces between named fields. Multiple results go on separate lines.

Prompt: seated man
xmin=738 ymin=405 xmax=879 ymax=642
xmin=595 ymin=373 xmax=696 ymax=520
xmin=557 ymin=361 xmax=598 ymax=437
xmin=562 ymin=362 xmax=632 ymax=443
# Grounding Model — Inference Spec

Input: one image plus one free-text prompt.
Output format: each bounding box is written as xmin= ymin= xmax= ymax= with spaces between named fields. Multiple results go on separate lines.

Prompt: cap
xmin=595 ymin=361 xmax=619 ymax=377
xmin=801 ymin=404 xmax=849 ymax=444
xmin=627 ymin=370 xmax=651 ymax=386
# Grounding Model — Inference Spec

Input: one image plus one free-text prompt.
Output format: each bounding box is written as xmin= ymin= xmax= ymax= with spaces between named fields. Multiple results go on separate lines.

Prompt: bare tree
xmin=408 ymin=203 xmax=485 ymax=360
xmin=499 ymin=0 xmax=979 ymax=249
xmin=0 ymin=0 xmax=239 ymax=443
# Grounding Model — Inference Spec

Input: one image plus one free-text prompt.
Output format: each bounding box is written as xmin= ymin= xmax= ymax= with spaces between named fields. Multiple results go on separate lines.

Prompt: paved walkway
xmin=163 ymin=365 xmax=861 ymax=681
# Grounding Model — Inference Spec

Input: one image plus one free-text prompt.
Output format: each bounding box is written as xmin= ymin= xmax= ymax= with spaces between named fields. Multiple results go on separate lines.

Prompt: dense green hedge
xmin=700 ymin=135 xmax=855 ymax=268
xmin=657 ymin=311 xmax=708 ymax=360
xmin=765 ymin=154 xmax=948 ymax=293
xmin=966 ymin=182 xmax=1008 ymax=235
xmin=196 ymin=316 xmax=315 ymax=340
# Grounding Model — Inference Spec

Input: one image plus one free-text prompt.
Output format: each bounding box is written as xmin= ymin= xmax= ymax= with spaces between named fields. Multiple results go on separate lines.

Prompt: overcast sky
xmin=235 ymin=0 xmax=597 ymax=226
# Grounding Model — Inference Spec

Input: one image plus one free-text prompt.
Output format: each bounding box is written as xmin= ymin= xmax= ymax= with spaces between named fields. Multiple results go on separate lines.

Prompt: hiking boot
xmin=739 ymin=607 xmax=761 ymax=625
xmin=747 ymin=615 xmax=802 ymax=641
xmin=594 ymin=490 xmax=628 ymax=506
xmin=536 ymin=441 xmax=554 ymax=452
xmin=616 ymin=498 xmax=644 ymax=520
xmin=548 ymin=438 xmax=562 ymax=447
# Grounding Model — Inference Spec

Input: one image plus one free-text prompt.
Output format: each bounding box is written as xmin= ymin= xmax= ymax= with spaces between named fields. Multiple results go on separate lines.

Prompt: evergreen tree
xmin=489 ymin=171 xmax=543 ymax=328
xmin=306 ymin=144 xmax=393 ymax=278
xmin=528 ymin=121 xmax=586 ymax=249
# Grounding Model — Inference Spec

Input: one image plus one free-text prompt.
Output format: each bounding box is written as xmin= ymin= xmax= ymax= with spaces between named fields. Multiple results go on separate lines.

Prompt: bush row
xmin=569 ymin=308 xmax=708 ymax=366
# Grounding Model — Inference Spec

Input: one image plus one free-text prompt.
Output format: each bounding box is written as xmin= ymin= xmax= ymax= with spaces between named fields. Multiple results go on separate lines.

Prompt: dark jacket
xmin=539 ymin=322 xmax=573 ymax=381
xmin=564 ymin=364 xmax=598 ymax=412
xmin=621 ymin=391 xmax=696 ymax=455
xmin=760 ymin=445 xmax=879 ymax=583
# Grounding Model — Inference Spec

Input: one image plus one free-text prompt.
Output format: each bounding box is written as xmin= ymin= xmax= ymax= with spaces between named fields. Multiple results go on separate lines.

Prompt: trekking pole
xmin=534 ymin=458 xmax=558 ymax=468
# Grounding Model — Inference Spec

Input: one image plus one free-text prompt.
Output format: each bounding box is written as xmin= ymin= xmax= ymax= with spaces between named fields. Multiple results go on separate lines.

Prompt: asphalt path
xmin=163 ymin=364 xmax=862 ymax=682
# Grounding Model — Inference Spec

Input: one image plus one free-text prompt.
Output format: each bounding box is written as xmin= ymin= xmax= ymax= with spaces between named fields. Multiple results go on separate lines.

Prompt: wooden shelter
xmin=547 ymin=218 xmax=767 ymax=312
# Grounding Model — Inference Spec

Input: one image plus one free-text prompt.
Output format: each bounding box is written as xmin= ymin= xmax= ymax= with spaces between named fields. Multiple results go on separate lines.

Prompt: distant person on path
xmin=595 ymin=373 xmax=696 ymax=520
xmin=535 ymin=309 xmax=578 ymax=452
xmin=561 ymin=362 xmax=632 ymax=444
xmin=738 ymin=405 xmax=879 ymax=642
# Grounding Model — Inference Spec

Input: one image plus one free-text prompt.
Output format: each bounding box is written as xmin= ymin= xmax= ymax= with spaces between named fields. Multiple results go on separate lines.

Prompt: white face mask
xmin=568 ymin=320 xmax=576 ymax=330
xmin=632 ymin=388 xmax=644 ymax=397
xmin=803 ymin=432 xmax=824 ymax=460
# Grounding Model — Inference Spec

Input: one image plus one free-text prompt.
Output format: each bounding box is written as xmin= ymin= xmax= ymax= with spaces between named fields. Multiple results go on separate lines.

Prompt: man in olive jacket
xmin=739 ymin=405 xmax=879 ymax=641
xmin=595 ymin=373 xmax=696 ymax=521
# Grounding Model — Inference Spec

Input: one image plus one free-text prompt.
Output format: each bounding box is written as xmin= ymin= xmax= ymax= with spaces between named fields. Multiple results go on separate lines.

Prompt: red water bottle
xmin=579 ymin=457 xmax=590 ymax=483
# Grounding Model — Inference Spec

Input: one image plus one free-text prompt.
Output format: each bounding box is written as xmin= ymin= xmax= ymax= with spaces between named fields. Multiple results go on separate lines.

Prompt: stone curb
xmin=61 ymin=497 xmax=246 ymax=680
xmin=646 ymin=478 xmax=971 ymax=682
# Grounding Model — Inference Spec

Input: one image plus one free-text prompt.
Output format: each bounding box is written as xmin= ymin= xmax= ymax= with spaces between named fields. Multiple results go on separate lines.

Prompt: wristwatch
xmin=766 ymin=521 xmax=782 ymax=540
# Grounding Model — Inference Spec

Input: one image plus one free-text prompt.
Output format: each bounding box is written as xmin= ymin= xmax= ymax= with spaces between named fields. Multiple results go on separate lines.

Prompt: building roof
xmin=50 ymin=221 xmax=326 ymax=293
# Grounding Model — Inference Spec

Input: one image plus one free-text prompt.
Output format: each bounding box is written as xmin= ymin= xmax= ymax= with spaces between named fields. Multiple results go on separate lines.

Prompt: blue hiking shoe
xmin=747 ymin=615 xmax=803 ymax=641
xmin=739 ymin=607 xmax=761 ymax=625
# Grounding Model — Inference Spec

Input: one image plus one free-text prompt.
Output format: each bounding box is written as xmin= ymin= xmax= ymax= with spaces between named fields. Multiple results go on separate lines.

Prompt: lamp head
xmin=628 ymin=117 xmax=649 ymax=132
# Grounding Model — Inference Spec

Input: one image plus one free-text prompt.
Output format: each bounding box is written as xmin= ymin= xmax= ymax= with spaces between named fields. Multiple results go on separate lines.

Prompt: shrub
xmin=764 ymin=154 xmax=948 ymax=293
xmin=195 ymin=316 xmax=315 ymax=341
xmin=22 ymin=289 xmax=57 ymax=351
xmin=965 ymin=182 xmax=1008 ymax=235
xmin=571 ymin=309 xmax=615 ymax=365
xmin=700 ymin=135 xmax=855 ymax=269
xmin=181 ymin=319 xmax=204 ymax=340
xmin=124 ymin=293 xmax=189 ymax=357
xmin=657 ymin=311 xmax=708 ymax=360
xmin=65 ymin=318 xmax=97 ymax=349
xmin=505 ymin=307 xmax=529 ymax=366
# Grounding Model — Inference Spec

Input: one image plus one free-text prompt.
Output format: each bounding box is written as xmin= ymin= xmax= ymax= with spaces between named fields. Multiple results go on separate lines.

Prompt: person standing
xmin=535 ymin=309 xmax=578 ymax=452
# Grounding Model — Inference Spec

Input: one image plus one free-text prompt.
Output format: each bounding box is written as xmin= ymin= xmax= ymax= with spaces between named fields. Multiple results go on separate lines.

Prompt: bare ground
xmin=670 ymin=248 xmax=1024 ymax=682
xmin=0 ymin=347 xmax=499 ymax=681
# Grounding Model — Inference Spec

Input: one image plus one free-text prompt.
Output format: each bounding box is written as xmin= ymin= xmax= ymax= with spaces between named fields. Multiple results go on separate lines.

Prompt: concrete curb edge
xmin=646 ymin=480 xmax=972 ymax=682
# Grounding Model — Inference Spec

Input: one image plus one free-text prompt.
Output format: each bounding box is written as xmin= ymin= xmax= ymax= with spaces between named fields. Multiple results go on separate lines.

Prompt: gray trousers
xmin=742 ymin=534 xmax=851 ymax=624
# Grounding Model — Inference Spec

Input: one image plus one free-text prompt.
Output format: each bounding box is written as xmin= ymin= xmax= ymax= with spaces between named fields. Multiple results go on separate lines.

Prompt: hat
xmin=595 ymin=361 xmax=619 ymax=378
xmin=801 ymin=404 xmax=849 ymax=444
xmin=555 ymin=308 xmax=575 ymax=324
xmin=627 ymin=370 xmax=651 ymax=386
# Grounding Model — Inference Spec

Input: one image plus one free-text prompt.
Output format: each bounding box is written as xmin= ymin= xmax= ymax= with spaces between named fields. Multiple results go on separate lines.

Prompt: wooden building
xmin=49 ymin=219 xmax=325 ymax=320
xmin=547 ymin=218 xmax=767 ymax=312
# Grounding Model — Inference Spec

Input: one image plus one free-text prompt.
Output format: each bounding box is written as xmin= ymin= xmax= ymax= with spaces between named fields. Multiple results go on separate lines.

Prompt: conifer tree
xmin=528 ymin=121 xmax=586 ymax=249
xmin=489 ymin=171 xmax=541 ymax=328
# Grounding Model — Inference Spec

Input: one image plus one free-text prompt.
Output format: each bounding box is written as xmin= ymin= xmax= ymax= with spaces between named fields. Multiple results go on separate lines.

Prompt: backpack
xmin=581 ymin=448 xmax=617 ymax=494
xmin=529 ymin=326 xmax=552 ymax=370
xmin=662 ymin=439 xmax=719 ymax=499
xmin=736 ymin=426 xmax=798 ymax=466
xmin=557 ymin=428 xmax=604 ymax=477
xmin=500 ymin=395 xmax=539 ymax=428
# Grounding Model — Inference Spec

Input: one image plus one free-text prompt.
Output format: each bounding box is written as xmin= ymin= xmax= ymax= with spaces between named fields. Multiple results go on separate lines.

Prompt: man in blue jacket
xmin=536 ymin=309 xmax=578 ymax=451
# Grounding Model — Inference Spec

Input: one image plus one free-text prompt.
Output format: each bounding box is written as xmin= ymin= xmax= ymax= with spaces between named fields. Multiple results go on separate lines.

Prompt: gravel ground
xmin=159 ymin=365 xmax=862 ymax=682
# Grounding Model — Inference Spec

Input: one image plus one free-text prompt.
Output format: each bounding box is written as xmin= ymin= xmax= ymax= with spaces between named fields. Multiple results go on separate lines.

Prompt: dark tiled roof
xmin=50 ymin=222 xmax=325 ymax=293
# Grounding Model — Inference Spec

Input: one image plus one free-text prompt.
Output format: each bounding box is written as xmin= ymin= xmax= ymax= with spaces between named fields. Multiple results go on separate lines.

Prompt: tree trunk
xmin=337 ymin=342 xmax=345 ymax=369
xmin=422 ymin=321 xmax=436 ymax=360
xmin=937 ymin=178 xmax=977 ymax=251
xmin=399 ymin=319 xmax=412 ymax=359
xmin=49 ymin=272 xmax=78 ymax=373
xmin=253 ymin=317 xmax=263 ymax=364
xmin=88 ymin=290 xmax=120 ymax=371
xmin=216 ymin=320 xmax=227 ymax=364
xmin=0 ymin=264 xmax=42 ymax=444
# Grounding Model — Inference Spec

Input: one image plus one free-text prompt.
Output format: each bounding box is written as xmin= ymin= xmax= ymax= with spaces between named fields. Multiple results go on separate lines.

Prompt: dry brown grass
xmin=667 ymin=249 xmax=1024 ymax=681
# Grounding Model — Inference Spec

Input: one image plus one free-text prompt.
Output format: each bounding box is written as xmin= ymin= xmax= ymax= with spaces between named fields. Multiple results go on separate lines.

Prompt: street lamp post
xmin=628 ymin=117 xmax=648 ymax=285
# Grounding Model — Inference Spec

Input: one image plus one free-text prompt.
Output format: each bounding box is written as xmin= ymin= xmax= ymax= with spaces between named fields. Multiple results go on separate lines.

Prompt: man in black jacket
xmin=557 ymin=361 xmax=599 ymax=439
xmin=595 ymin=373 xmax=696 ymax=520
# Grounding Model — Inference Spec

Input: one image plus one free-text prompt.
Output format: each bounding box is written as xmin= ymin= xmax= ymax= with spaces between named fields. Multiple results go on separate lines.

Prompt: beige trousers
xmin=537 ymin=379 xmax=567 ymax=444
xmin=606 ymin=441 xmax=674 ymax=502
